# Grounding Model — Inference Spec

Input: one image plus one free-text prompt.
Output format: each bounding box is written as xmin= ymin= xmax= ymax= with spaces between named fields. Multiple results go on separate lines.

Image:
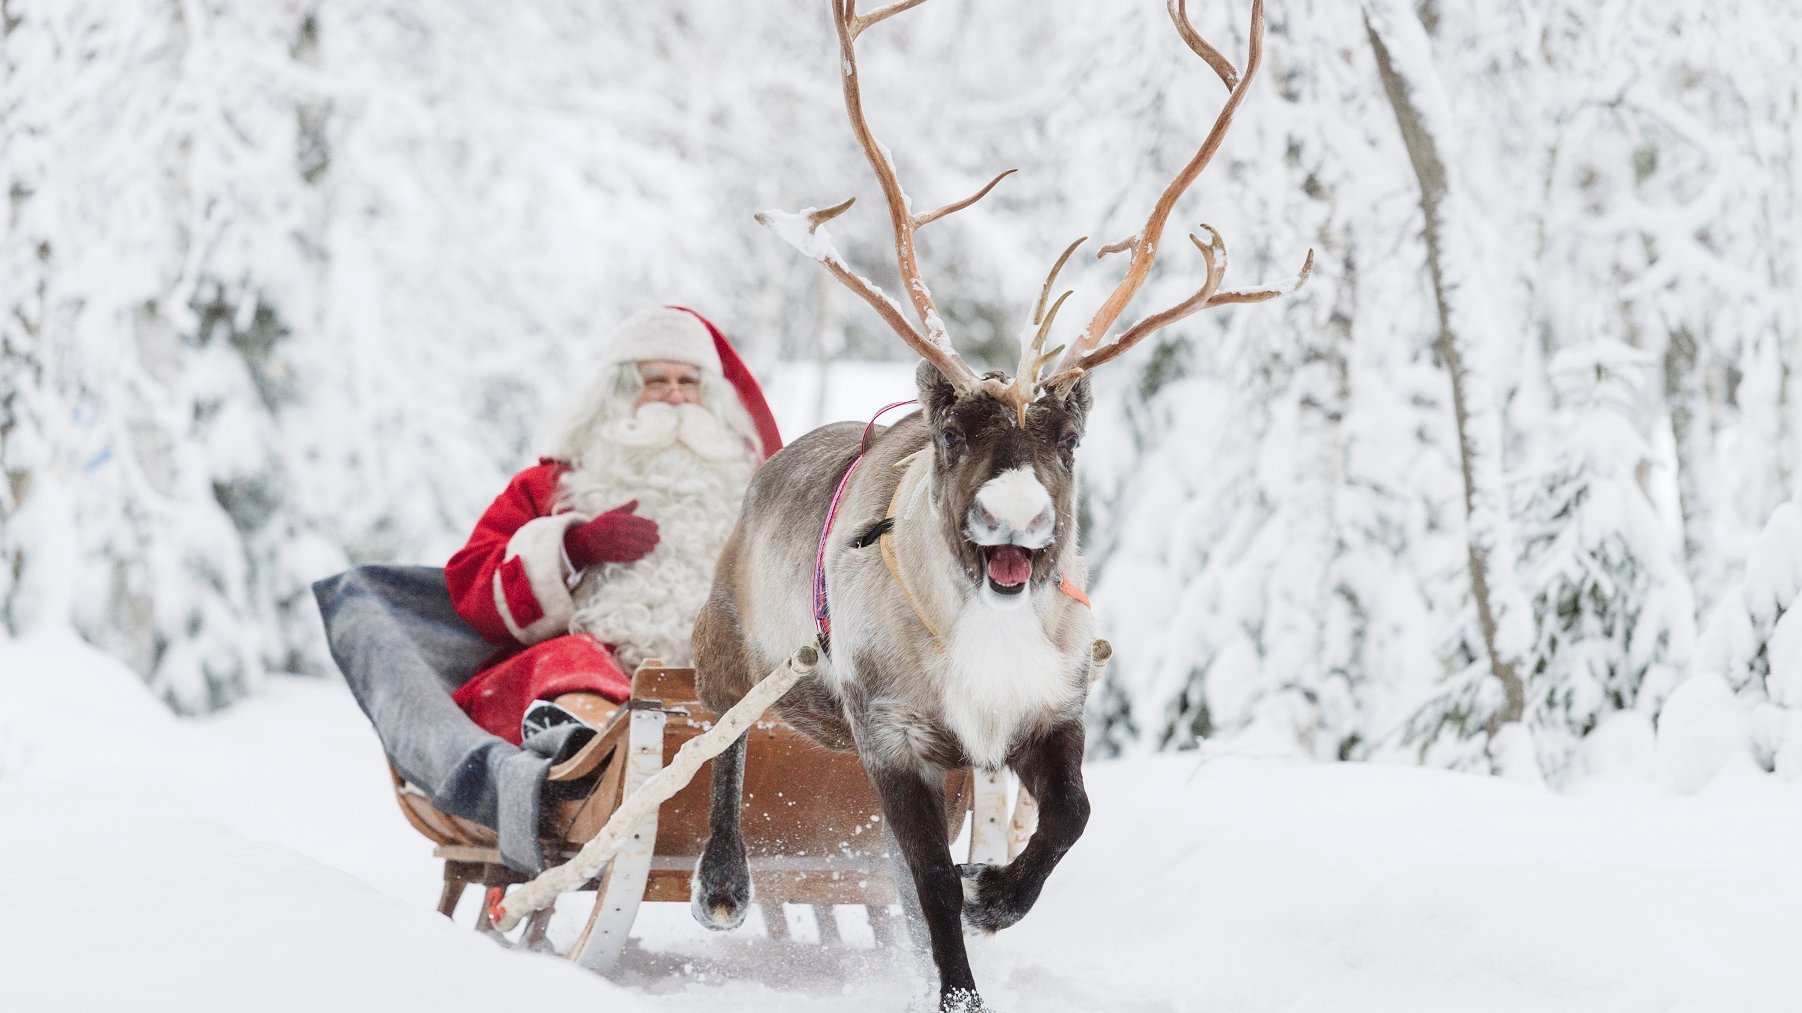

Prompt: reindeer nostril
xmin=977 ymin=503 xmax=1001 ymax=530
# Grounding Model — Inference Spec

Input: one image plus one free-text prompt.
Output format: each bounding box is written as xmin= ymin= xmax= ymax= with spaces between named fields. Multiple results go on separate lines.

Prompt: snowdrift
xmin=3 ymin=632 xmax=1801 ymax=1012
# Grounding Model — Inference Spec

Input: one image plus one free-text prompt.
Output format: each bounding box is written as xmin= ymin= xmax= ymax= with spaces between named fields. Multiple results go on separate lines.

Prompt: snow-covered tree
xmin=1 ymin=0 xmax=326 ymax=709
xmin=1659 ymin=503 xmax=1802 ymax=789
xmin=1084 ymin=0 xmax=1460 ymax=761
xmin=1365 ymin=0 xmax=1535 ymax=771
xmin=3 ymin=0 xmax=1797 ymax=755
xmin=1513 ymin=342 xmax=1691 ymax=782
xmin=1483 ymin=0 xmax=1802 ymax=613
xmin=1405 ymin=341 xmax=1697 ymax=781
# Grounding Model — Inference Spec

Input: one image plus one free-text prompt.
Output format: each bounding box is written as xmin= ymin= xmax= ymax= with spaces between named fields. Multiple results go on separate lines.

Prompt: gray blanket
xmin=313 ymin=565 xmax=589 ymax=873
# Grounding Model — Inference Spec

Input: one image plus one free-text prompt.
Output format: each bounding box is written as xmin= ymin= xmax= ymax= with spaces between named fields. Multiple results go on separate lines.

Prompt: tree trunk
xmin=1364 ymin=0 xmax=1526 ymax=732
xmin=1663 ymin=324 xmax=1712 ymax=601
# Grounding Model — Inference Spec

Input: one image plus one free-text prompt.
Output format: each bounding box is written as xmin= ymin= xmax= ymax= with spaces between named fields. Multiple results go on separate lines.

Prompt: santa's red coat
xmin=444 ymin=460 xmax=635 ymax=744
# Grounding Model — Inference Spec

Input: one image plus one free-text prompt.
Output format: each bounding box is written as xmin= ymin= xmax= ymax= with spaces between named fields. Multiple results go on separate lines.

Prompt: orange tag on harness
xmin=1057 ymin=573 xmax=1091 ymax=608
xmin=485 ymin=887 xmax=507 ymax=925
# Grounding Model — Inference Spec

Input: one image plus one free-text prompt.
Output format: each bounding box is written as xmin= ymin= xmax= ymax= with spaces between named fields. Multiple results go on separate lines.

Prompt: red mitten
xmin=563 ymin=500 xmax=660 ymax=569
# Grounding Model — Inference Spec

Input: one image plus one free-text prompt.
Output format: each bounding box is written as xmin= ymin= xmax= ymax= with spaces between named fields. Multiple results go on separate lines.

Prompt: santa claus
xmin=444 ymin=306 xmax=781 ymax=744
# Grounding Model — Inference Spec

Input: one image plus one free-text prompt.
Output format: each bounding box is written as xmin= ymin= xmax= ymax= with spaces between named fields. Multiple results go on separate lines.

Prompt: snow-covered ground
xmin=3 ymin=630 xmax=1800 ymax=1012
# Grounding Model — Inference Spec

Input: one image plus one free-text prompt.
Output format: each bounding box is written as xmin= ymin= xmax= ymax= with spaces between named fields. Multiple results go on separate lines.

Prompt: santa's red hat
xmin=601 ymin=305 xmax=783 ymax=460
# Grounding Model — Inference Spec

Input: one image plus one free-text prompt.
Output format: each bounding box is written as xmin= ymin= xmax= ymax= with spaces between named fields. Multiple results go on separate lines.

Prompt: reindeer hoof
xmin=690 ymin=850 xmax=752 ymax=931
xmin=940 ymin=986 xmax=986 ymax=1012
xmin=957 ymin=863 xmax=1025 ymax=935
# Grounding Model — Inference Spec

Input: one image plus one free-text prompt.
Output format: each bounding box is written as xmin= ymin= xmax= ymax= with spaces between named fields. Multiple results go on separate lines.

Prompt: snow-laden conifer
xmin=1516 ymin=342 xmax=1693 ymax=781
xmin=1661 ymin=502 xmax=1802 ymax=787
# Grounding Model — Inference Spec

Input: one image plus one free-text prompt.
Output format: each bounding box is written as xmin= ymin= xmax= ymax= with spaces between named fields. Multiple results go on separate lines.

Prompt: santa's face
xmin=552 ymin=357 xmax=761 ymax=491
xmin=635 ymin=359 xmax=703 ymax=407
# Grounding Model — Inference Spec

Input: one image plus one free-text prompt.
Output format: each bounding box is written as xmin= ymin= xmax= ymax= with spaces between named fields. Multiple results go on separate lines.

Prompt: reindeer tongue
xmin=986 ymin=546 xmax=1033 ymax=588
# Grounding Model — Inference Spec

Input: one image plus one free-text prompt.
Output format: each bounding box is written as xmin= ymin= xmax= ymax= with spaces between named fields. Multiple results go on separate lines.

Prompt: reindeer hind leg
xmin=689 ymin=588 xmax=760 ymax=930
xmin=691 ymin=730 xmax=753 ymax=930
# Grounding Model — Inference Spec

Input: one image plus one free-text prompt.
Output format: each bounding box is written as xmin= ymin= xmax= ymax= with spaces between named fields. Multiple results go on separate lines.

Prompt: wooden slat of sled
xmin=643 ymin=866 xmax=901 ymax=907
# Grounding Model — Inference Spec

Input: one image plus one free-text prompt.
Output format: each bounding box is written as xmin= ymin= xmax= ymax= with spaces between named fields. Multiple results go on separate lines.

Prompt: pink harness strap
xmin=814 ymin=400 xmax=918 ymax=653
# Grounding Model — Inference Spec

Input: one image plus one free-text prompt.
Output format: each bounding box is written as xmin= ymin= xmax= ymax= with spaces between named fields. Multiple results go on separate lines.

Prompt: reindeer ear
xmin=1058 ymin=373 xmax=1094 ymax=428
xmin=915 ymin=360 xmax=957 ymax=421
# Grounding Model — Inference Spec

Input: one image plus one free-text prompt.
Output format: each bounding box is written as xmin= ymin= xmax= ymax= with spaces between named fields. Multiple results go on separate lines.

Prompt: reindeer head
xmin=758 ymin=0 xmax=1311 ymax=607
xmin=916 ymin=360 xmax=1093 ymax=606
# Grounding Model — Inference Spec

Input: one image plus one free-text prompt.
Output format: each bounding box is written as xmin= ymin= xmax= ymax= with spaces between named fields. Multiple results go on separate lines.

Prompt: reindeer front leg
xmin=959 ymin=719 xmax=1090 ymax=934
xmin=868 ymin=762 xmax=984 ymax=1011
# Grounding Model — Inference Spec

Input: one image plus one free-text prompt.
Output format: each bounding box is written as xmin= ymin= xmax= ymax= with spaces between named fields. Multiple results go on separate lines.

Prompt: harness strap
xmin=878 ymin=477 xmax=947 ymax=652
xmin=811 ymin=456 xmax=862 ymax=651
xmin=814 ymin=399 xmax=919 ymax=653
xmin=1057 ymin=573 xmax=1091 ymax=608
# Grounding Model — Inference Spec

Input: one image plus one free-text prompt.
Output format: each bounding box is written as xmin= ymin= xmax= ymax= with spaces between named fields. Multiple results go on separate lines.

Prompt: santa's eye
xmin=642 ymin=374 xmax=701 ymax=395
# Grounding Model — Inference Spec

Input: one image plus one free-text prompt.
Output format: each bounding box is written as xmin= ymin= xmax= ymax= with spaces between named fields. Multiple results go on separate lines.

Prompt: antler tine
xmin=1096 ymin=235 xmax=1140 ymax=259
xmin=1004 ymin=237 xmax=1085 ymax=420
xmin=1013 ymin=323 xmax=1048 ymax=401
xmin=831 ymin=0 xmax=986 ymax=392
xmin=914 ymin=168 xmax=1018 ymax=229
xmin=1052 ymin=0 xmax=1272 ymax=383
xmin=1045 ymin=245 xmax=1314 ymax=385
xmin=1007 ymin=295 xmax=1071 ymax=427
xmin=1018 ymin=289 xmax=1073 ymax=385
xmin=849 ymin=0 xmax=931 ymax=38
xmin=1036 ymin=290 xmax=1074 ymax=349
xmin=808 ymin=196 xmax=858 ymax=229
xmin=1170 ymin=0 xmax=1241 ymax=91
xmin=1033 ymin=237 xmax=1087 ymax=326
xmin=1207 ymin=246 xmax=1314 ymax=306
xmin=1193 ymin=224 xmax=1228 ymax=295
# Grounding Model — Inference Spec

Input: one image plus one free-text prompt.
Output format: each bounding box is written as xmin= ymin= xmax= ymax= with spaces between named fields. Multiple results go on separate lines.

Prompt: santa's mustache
xmin=595 ymin=401 xmax=749 ymax=463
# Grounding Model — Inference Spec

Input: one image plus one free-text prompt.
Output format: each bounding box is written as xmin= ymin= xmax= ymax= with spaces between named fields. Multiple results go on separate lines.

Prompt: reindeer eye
xmin=1058 ymin=432 xmax=1080 ymax=454
xmin=939 ymin=424 xmax=966 ymax=460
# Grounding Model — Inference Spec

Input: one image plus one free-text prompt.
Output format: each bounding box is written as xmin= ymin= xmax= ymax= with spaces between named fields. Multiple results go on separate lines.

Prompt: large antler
xmin=1041 ymin=0 xmax=1312 ymax=392
xmin=757 ymin=0 xmax=1018 ymax=397
xmin=760 ymin=0 xmax=1307 ymax=409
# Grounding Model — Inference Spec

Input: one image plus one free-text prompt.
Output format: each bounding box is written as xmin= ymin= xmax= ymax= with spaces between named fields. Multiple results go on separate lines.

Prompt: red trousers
xmin=452 ymin=633 xmax=632 ymax=745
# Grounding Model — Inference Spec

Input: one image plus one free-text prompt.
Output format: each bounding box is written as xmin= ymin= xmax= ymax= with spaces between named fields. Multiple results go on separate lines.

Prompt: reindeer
xmin=690 ymin=1 xmax=1308 ymax=1008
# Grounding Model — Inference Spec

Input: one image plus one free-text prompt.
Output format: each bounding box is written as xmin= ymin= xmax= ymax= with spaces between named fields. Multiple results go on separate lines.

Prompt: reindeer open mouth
xmin=982 ymin=545 xmax=1034 ymax=595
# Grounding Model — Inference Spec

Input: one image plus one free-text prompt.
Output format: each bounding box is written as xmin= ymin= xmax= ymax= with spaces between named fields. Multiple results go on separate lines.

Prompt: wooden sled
xmin=392 ymin=659 xmax=1015 ymax=971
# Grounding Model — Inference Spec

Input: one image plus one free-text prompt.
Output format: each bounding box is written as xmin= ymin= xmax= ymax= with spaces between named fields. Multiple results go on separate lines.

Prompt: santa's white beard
xmin=558 ymin=401 xmax=756 ymax=670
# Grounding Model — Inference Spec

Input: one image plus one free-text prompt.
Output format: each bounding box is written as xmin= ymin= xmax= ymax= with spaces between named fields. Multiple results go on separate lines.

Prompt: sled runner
xmin=393 ymin=658 xmax=1016 ymax=971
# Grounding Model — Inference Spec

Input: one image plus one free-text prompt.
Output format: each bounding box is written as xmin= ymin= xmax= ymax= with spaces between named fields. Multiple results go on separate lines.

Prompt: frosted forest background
xmin=4 ymin=0 xmax=1801 ymax=790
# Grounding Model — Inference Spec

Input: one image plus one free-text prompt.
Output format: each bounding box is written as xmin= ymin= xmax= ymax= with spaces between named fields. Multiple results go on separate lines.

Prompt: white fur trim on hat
xmin=604 ymin=307 xmax=721 ymax=373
